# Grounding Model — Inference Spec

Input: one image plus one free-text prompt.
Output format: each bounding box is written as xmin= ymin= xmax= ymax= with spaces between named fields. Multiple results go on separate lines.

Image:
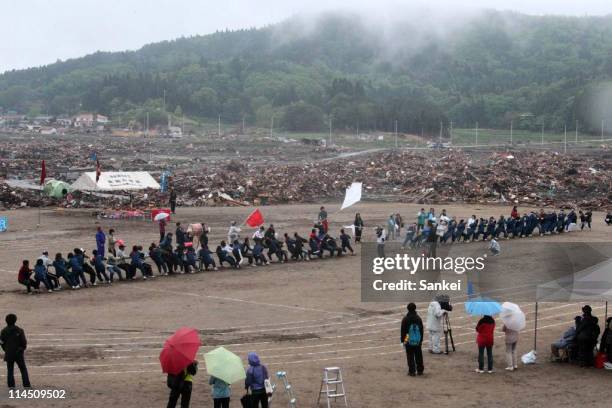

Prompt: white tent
xmin=71 ymin=171 xmax=160 ymax=191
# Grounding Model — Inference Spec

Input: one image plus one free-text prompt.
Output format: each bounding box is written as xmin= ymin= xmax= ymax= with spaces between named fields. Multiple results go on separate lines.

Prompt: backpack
xmin=408 ymin=323 xmax=421 ymax=346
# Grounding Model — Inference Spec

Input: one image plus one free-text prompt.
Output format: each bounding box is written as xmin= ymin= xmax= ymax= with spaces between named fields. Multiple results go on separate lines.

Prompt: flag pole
xmin=533 ymin=302 xmax=539 ymax=353
xmin=37 ymin=190 xmax=41 ymax=228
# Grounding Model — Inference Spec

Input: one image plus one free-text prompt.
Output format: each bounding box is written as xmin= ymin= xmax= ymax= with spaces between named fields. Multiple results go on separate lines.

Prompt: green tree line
xmin=1 ymin=11 xmax=611 ymax=134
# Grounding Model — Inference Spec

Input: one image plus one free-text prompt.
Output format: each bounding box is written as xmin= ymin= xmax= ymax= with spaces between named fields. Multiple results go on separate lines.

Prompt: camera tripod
xmin=443 ymin=313 xmax=455 ymax=354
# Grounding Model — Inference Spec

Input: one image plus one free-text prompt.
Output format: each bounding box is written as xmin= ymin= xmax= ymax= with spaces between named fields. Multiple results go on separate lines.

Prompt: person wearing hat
xmin=1 ymin=314 xmax=31 ymax=388
xmin=575 ymin=305 xmax=600 ymax=367
xmin=401 ymin=303 xmax=424 ymax=376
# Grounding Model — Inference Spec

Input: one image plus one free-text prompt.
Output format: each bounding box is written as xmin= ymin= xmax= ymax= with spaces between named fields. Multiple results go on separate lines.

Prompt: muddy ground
xmin=0 ymin=203 xmax=610 ymax=407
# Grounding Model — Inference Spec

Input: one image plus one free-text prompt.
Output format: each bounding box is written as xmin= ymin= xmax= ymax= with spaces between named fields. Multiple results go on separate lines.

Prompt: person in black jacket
xmin=167 ymin=361 xmax=197 ymax=408
xmin=169 ymin=188 xmax=177 ymax=214
xmin=575 ymin=305 xmax=600 ymax=367
xmin=0 ymin=314 xmax=31 ymax=388
xmin=400 ymin=303 xmax=424 ymax=376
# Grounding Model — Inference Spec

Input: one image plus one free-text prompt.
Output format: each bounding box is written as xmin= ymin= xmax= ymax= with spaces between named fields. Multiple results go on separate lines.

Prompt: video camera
xmin=435 ymin=294 xmax=453 ymax=312
xmin=435 ymin=294 xmax=455 ymax=353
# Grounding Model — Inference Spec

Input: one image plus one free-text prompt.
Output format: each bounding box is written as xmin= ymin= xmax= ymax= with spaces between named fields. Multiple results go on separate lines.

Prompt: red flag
xmin=245 ymin=208 xmax=264 ymax=227
xmin=40 ymin=160 xmax=46 ymax=185
xmin=95 ymin=159 xmax=101 ymax=183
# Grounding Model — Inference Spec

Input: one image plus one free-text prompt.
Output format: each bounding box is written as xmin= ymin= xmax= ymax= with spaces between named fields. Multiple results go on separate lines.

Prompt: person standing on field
xmin=502 ymin=324 xmax=519 ymax=371
xmin=401 ymin=303 xmax=424 ymax=376
xmin=426 ymin=299 xmax=445 ymax=354
xmin=354 ymin=213 xmax=364 ymax=243
xmin=318 ymin=206 xmax=329 ymax=233
xmin=169 ymin=188 xmax=177 ymax=214
xmin=1 ymin=314 xmax=31 ymax=389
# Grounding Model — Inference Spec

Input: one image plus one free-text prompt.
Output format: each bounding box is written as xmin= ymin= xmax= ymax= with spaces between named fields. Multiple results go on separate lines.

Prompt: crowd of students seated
xmin=550 ymin=305 xmax=612 ymax=369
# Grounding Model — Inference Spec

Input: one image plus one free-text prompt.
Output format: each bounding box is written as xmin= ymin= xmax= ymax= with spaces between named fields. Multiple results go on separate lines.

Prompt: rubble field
xmin=1 ymin=133 xmax=611 ymax=210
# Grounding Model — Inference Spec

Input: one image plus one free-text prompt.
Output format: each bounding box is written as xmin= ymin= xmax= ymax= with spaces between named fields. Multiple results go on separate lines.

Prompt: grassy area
xmin=450 ymin=127 xmax=606 ymax=146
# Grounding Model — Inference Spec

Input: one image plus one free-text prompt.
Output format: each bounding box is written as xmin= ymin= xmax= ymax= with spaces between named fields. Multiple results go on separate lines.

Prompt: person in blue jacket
xmin=67 ymin=252 xmax=87 ymax=287
xmin=33 ymin=259 xmax=53 ymax=292
xmin=245 ymin=352 xmax=270 ymax=408
xmin=53 ymin=253 xmax=76 ymax=288
xmin=91 ymin=249 xmax=110 ymax=284
xmin=95 ymin=226 xmax=106 ymax=257
xmin=209 ymin=375 xmax=231 ymax=408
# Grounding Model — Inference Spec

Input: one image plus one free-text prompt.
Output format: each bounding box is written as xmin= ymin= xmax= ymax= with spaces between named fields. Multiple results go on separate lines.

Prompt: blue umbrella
xmin=464 ymin=297 xmax=502 ymax=316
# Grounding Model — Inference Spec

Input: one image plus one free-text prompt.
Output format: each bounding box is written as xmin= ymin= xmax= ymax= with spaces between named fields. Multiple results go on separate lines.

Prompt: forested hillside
xmin=1 ymin=10 xmax=612 ymax=133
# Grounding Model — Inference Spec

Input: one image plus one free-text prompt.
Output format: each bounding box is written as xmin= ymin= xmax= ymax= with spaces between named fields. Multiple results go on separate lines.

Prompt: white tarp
xmin=71 ymin=171 xmax=160 ymax=191
xmin=340 ymin=182 xmax=362 ymax=210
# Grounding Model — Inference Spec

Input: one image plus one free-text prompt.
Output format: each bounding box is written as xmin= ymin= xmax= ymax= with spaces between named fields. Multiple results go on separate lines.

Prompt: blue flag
xmin=160 ymin=171 xmax=171 ymax=193
xmin=0 ymin=216 xmax=8 ymax=232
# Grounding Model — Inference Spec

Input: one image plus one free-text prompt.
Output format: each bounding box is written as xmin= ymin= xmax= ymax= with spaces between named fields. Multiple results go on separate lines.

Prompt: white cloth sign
xmin=71 ymin=171 xmax=160 ymax=191
xmin=340 ymin=182 xmax=362 ymax=210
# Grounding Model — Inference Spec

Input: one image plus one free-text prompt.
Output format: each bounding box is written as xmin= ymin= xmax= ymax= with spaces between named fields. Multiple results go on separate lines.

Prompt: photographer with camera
xmin=427 ymin=295 xmax=453 ymax=354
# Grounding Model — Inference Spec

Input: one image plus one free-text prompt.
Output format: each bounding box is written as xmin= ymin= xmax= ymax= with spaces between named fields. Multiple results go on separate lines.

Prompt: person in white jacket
xmin=376 ymin=226 xmax=386 ymax=258
xmin=227 ymin=221 xmax=241 ymax=243
xmin=426 ymin=300 xmax=446 ymax=354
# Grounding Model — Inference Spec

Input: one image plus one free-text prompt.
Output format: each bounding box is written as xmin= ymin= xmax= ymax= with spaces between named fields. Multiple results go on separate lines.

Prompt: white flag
xmin=343 ymin=225 xmax=356 ymax=235
xmin=341 ymin=182 xmax=362 ymax=210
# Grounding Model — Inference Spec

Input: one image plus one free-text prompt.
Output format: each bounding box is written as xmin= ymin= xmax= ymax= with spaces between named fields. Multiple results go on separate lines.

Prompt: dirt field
xmin=0 ymin=203 xmax=610 ymax=407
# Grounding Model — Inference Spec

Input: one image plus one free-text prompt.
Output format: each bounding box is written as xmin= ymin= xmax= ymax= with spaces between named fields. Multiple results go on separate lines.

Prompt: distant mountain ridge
xmin=1 ymin=10 xmax=611 ymax=133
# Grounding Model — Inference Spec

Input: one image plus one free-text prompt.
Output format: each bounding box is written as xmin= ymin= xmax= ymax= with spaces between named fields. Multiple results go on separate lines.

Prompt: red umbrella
xmin=159 ymin=327 xmax=201 ymax=375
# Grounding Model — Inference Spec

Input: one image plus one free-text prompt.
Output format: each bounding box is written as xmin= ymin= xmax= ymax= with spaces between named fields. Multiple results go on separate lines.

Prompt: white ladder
xmin=276 ymin=371 xmax=297 ymax=407
xmin=317 ymin=367 xmax=348 ymax=407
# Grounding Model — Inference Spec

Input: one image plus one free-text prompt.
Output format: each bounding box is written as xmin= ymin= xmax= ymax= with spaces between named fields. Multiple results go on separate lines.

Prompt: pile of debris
xmin=2 ymin=146 xmax=611 ymax=210
xmin=165 ymin=150 xmax=611 ymax=209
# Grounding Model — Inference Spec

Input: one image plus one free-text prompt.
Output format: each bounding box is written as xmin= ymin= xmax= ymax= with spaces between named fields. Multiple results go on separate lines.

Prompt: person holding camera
xmin=401 ymin=303 xmax=424 ymax=376
xmin=426 ymin=299 xmax=446 ymax=354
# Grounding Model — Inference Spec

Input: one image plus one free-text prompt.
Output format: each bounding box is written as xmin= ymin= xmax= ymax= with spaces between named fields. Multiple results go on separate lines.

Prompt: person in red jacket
xmin=475 ymin=315 xmax=496 ymax=373
xmin=17 ymin=260 xmax=37 ymax=294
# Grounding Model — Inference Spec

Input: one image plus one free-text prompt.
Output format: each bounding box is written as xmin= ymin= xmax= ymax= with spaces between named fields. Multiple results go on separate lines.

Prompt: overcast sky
xmin=2 ymin=0 xmax=612 ymax=73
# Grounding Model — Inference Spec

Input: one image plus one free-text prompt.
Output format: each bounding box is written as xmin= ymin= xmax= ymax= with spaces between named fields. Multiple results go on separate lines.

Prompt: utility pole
xmin=145 ymin=112 xmax=149 ymax=137
xmin=270 ymin=115 xmax=274 ymax=138
xmin=564 ymin=124 xmax=567 ymax=154
xmin=510 ymin=120 xmax=513 ymax=145
xmin=541 ymin=124 xmax=544 ymax=145
xmin=602 ymin=119 xmax=605 ymax=142
xmin=395 ymin=120 xmax=398 ymax=148
xmin=575 ymin=120 xmax=578 ymax=143
xmin=242 ymin=116 xmax=246 ymax=134
xmin=475 ymin=122 xmax=479 ymax=146
xmin=146 ymin=111 xmax=150 ymax=161
xmin=163 ymin=89 xmax=166 ymax=112
xmin=181 ymin=115 xmax=184 ymax=134
xmin=218 ymin=115 xmax=221 ymax=137
xmin=449 ymin=121 xmax=453 ymax=146
xmin=439 ymin=121 xmax=443 ymax=144
xmin=329 ymin=117 xmax=333 ymax=146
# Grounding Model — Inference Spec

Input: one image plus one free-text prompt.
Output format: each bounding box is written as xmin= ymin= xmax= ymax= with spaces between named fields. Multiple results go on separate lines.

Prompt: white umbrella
xmin=154 ymin=212 xmax=170 ymax=221
xmin=500 ymin=302 xmax=526 ymax=331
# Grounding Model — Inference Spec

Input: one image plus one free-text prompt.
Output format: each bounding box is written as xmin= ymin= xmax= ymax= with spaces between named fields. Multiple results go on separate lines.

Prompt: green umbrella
xmin=204 ymin=347 xmax=246 ymax=384
xmin=43 ymin=180 xmax=71 ymax=199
